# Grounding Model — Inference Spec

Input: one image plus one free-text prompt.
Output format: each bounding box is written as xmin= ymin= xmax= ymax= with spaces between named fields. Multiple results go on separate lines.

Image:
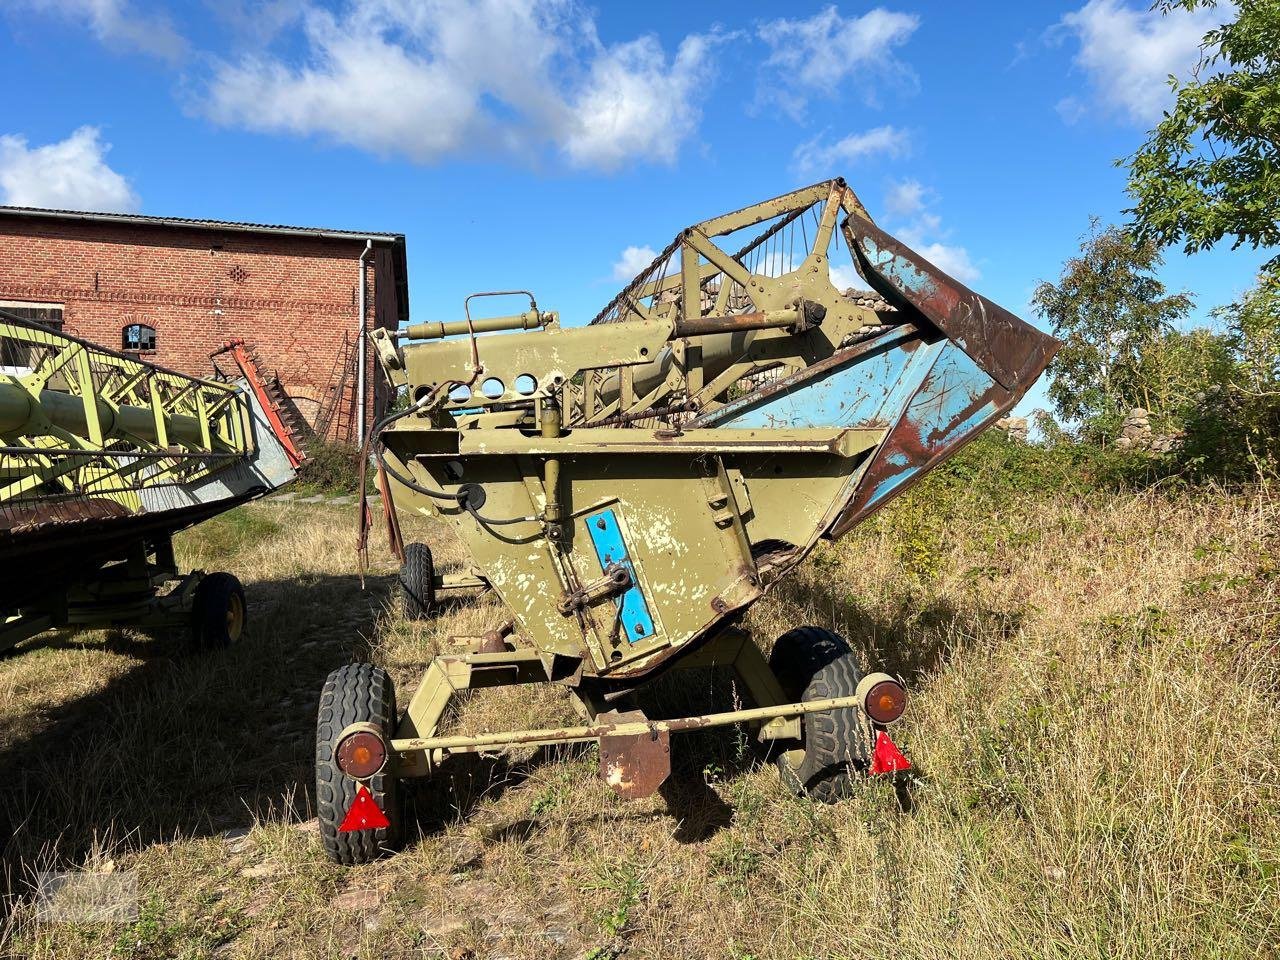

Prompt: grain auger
xmin=318 ymin=177 xmax=1059 ymax=863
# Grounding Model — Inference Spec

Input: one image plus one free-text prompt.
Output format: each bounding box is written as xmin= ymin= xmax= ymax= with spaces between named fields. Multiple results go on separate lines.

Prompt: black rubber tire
xmin=769 ymin=626 xmax=868 ymax=803
xmin=189 ymin=572 xmax=246 ymax=650
xmin=316 ymin=663 xmax=403 ymax=865
xmin=400 ymin=543 xmax=435 ymax=621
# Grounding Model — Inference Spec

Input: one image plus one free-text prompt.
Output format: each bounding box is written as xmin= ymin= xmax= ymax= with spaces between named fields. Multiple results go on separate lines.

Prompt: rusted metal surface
xmin=818 ymin=218 xmax=1060 ymax=536
xmin=476 ymin=620 xmax=514 ymax=654
xmin=671 ymin=302 xmax=823 ymax=338
xmin=686 ymin=324 xmax=921 ymax=430
xmin=597 ymin=709 xmax=671 ymax=798
xmin=2 ymin=497 xmax=132 ymax=534
xmin=581 ymin=399 xmax=698 ymax=429
xmin=211 ymin=339 xmax=308 ymax=467
xmin=375 ymin=459 xmax=406 ymax=564
xmin=377 ymin=176 xmax=1058 ymax=806
xmin=843 ymin=213 xmax=1058 ymax=393
xmin=557 ymin=563 xmax=632 ymax=617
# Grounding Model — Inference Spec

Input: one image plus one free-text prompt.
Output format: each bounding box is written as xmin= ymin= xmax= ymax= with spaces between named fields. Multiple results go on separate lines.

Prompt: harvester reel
xmin=0 ymin=311 xmax=304 ymax=656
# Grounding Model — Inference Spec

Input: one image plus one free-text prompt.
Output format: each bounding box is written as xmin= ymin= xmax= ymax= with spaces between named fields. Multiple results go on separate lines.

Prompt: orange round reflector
xmin=336 ymin=730 xmax=387 ymax=779
xmin=863 ymin=679 xmax=906 ymax=724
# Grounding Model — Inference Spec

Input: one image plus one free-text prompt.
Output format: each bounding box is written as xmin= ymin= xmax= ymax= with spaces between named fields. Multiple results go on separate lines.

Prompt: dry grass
xmin=0 ymin=482 xmax=1277 ymax=959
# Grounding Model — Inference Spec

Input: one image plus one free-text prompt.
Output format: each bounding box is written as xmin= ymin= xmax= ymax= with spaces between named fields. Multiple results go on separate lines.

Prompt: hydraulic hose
xmin=369 ymin=391 xmax=537 ymax=525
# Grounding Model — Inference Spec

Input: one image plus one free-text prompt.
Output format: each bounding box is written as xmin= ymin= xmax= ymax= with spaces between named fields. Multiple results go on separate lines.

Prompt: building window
xmin=122 ymin=323 xmax=157 ymax=353
xmin=0 ymin=300 xmax=64 ymax=329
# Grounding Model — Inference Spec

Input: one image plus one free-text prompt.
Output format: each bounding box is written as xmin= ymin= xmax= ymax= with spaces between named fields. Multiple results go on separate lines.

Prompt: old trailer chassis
xmin=371 ymin=628 xmax=888 ymax=791
xmin=0 ymin=529 xmax=229 ymax=652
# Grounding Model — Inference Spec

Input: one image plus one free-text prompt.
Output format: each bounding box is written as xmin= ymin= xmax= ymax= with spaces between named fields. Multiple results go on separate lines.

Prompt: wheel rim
xmin=226 ymin=592 xmax=245 ymax=642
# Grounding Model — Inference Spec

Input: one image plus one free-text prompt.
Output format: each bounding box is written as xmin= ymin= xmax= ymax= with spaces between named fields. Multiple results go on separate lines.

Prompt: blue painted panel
xmin=718 ymin=336 xmax=943 ymax=432
xmin=585 ymin=509 xmax=655 ymax=644
xmin=859 ymin=235 xmax=941 ymax=301
xmin=861 ymin=341 xmax=999 ymax=510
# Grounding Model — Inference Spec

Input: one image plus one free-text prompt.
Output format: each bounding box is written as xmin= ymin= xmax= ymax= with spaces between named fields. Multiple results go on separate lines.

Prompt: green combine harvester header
xmin=317 ymin=177 xmax=1060 ymax=864
xmin=0 ymin=311 xmax=303 ymax=653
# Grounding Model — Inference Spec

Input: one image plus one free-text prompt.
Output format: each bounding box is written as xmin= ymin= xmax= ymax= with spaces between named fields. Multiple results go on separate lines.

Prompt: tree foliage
xmin=1177 ymin=272 xmax=1280 ymax=476
xmin=1126 ymin=0 xmax=1280 ymax=267
xmin=1032 ymin=222 xmax=1194 ymax=439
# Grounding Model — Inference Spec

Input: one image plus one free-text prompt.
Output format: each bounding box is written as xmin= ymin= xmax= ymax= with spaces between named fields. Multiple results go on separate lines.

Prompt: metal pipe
xmin=397 ymin=310 xmax=547 ymax=341
xmin=356 ymin=239 xmax=373 ymax=446
xmin=671 ymin=305 xmax=808 ymax=338
xmin=541 ymin=401 xmax=563 ymax=542
xmin=594 ymin=329 xmax=750 ymax=408
xmin=391 ymin=692 xmax=867 ymax=755
xmin=0 ymin=382 xmax=206 ymax=445
xmin=592 ymin=303 xmax=826 ymax=410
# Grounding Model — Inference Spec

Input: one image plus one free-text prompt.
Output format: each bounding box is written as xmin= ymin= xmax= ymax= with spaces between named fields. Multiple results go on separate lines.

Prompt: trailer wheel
xmin=400 ymin=543 xmax=435 ymax=621
xmin=189 ymin=572 xmax=246 ymax=649
xmin=316 ymin=663 xmax=403 ymax=865
xmin=769 ymin=626 xmax=867 ymax=803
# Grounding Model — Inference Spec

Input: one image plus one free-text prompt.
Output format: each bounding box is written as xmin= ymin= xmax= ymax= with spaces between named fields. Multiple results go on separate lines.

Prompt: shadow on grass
xmin=424 ymin=566 xmax=1031 ymax=837
xmin=0 ymin=567 xmax=1027 ymax=881
xmin=773 ymin=574 xmax=1026 ymax=684
xmin=406 ymin=738 xmax=738 ymax=847
xmin=0 ymin=571 xmax=394 ymax=875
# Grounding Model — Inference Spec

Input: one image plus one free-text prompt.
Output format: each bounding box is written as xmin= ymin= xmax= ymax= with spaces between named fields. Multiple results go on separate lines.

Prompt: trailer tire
xmin=189 ymin=572 xmax=246 ymax=649
xmin=769 ymin=626 xmax=867 ymax=803
xmin=400 ymin=543 xmax=435 ymax=621
xmin=316 ymin=663 xmax=403 ymax=865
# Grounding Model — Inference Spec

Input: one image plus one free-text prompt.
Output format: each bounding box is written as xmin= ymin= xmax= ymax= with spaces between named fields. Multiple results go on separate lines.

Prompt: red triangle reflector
xmin=338 ymin=784 xmax=391 ymax=832
xmin=870 ymin=730 xmax=911 ymax=775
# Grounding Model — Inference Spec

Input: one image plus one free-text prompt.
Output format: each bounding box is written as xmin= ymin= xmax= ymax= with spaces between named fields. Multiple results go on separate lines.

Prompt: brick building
xmin=0 ymin=206 xmax=408 ymax=443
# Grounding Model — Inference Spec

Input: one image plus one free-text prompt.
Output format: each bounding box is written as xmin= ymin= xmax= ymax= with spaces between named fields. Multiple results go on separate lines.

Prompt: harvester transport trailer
xmin=0 ymin=311 xmax=302 ymax=653
xmin=317 ymin=177 xmax=1059 ymax=863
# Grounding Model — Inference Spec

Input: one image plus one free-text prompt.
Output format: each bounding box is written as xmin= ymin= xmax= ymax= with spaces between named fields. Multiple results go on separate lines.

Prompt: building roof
xmin=0 ymin=204 xmax=410 ymax=324
xmin=0 ymin=204 xmax=403 ymax=244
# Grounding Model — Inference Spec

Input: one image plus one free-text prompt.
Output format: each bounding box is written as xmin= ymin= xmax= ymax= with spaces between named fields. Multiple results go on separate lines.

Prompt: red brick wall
xmin=0 ymin=217 xmax=397 ymax=443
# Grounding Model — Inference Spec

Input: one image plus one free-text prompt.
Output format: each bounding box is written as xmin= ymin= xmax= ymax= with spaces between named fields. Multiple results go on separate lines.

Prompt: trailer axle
xmin=390 ymin=691 xmax=872 ymax=757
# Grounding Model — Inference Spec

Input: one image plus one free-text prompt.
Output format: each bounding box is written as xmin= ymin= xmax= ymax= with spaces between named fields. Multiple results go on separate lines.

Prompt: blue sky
xmin=1 ymin=0 xmax=1272 ymax=416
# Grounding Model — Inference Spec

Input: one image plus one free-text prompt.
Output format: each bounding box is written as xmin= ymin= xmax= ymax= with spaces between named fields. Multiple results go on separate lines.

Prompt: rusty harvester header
xmin=316 ymin=177 xmax=1059 ymax=864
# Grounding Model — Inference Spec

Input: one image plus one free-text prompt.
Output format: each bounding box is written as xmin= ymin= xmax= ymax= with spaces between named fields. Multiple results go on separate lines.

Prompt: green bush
xmin=1176 ymin=275 xmax=1280 ymax=482
xmin=296 ymin=440 xmax=366 ymax=495
xmin=914 ymin=430 xmax=1161 ymax=517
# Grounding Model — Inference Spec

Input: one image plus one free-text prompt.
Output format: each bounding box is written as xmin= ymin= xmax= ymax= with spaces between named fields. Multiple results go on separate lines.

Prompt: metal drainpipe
xmin=356 ymin=239 xmax=373 ymax=446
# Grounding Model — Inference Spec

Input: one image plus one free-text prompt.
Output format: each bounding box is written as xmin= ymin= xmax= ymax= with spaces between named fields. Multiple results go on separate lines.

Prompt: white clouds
xmin=883 ymin=178 xmax=928 ymax=217
xmin=15 ymin=0 xmax=185 ymax=61
xmin=562 ymin=33 xmax=716 ymax=171
xmin=200 ymin=0 xmax=718 ymax=172
xmin=882 ymin=188 xmax=980 ymax=283
xmin=1055 ymin=95 xmax=1088 ymax=125
xmin=612 ymin=245 xmax=658 ymax=281
xmin=203 ymin=6 xmax=486 ymax=163
xmin=1055 ymin=0 xmax=1225 ymax=124
xmin=758 ymin=5 xmax=920 ymax=117
xmin=898 ymin=233 xmax=980 ymax=284
xmin=829 ymin=263 xmax=862 ymax=293
xmin=0 ymin=126 xmax=139 ymax=212
xmin=793 ymin=125 xmax=910 ymax=178
xmin=830 ymin=178 xmax=979 ymax=292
